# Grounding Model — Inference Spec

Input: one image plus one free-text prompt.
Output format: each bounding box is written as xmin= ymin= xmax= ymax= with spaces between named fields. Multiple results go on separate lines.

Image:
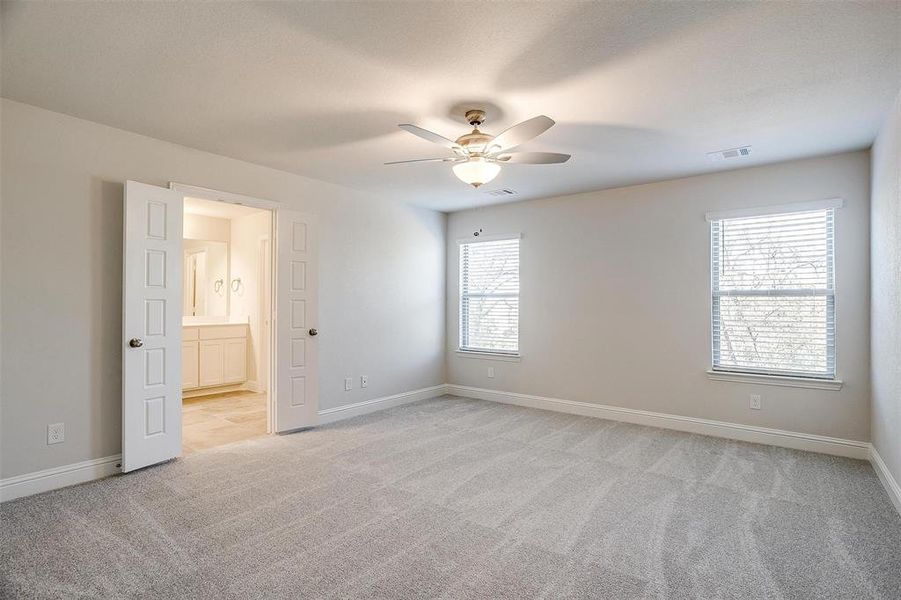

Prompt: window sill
xmin=455 ymin=350 xmax=521 ymax=363
xmin=706 ymin=370 xmax=843 ymax=391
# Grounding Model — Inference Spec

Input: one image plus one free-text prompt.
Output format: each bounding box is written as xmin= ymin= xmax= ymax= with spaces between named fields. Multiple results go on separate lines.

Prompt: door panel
xmin=122 ymin=181 xmax=183 ymax=472
xmin=275 ymin=210 xmax=318 ymax=431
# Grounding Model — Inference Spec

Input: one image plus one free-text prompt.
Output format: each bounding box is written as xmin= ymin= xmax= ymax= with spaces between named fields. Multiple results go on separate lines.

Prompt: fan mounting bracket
xmin=465 ymin=109 xmax=486 ymax=127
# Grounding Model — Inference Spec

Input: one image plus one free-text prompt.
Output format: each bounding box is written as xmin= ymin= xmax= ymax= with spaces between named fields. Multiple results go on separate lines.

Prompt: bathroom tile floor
xmin=182 ymin=390 xmax=268 ymax=453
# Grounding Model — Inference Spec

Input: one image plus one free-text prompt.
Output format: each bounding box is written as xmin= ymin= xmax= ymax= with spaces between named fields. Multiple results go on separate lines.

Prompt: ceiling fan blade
xmin=485 ymin=115 xmax=555 ymax=154
xmin=494 ymin=152 xmax=571 ymax=164
xmin=398 ymin=124 xmax=463 ymax=152
xmin=384 ymin=157 xmax=462 ymax=165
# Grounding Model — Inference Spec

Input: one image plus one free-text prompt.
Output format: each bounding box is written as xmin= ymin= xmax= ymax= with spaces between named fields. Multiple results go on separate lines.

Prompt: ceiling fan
xmin=386 ymin=109 xmax=571 ymax=188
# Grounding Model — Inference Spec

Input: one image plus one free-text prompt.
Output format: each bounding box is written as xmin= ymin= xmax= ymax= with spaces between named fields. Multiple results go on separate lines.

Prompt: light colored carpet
xmin=2 ymin=395 xmax=899 ymax=599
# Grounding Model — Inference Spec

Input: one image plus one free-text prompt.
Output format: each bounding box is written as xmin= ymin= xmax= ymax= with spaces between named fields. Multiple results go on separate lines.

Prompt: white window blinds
xmin=460 ymin=237 xmax=520 ymax=354
xmin=711 ymin=208 xmax=835 ymax=378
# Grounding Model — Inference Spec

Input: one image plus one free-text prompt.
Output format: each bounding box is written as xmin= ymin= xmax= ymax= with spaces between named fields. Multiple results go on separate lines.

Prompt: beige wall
xmin=229 ymin=210 xmax=272 ymax=389
xmin=183 ymin=213 xmax=230 ymax=242
xmin=0 ymin=96 xmax=881 ymax=482
xmin=0 ymin=99 xmax=446 ymax=479
xmin=871 ymin=91 xmax=901 ymax=482
xmin=447 ymin=151 xmax=871 ymax=441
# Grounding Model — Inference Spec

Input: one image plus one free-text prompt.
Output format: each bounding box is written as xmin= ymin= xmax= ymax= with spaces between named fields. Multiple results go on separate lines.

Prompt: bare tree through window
xmin=460 ymin=238 xmax=519 ymax=354
xmin=711 ymin=208 xmax=835 ymax=378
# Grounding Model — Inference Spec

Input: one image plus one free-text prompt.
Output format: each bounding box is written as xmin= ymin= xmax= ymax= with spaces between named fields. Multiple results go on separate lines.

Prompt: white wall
xmin=0 ymin=99 xmax=446 ymax=479
xmin=447 ymin=151 xmax=871 ymax=442
xmin=229 ymin=210 xmax=272 ymax=389
xmin=871 ymin=91 xmax=901 ymax=482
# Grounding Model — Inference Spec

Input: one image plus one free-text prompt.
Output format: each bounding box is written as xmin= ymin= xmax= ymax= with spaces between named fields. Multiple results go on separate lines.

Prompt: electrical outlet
xmin=361 ymin=375 xmax=368 ymax=388
xmin=344 ymin=377 xmax=353 ymax=391
xmin=749 ymin=394 xmax=762 ymax=410
xmin=487 ymin=367 xmax=495 ymax=379
xmin=47 ymin=423 xmax=65 ymax=445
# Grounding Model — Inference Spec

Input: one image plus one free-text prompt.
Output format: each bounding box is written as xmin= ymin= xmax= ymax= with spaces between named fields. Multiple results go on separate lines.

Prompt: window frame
xmin=457 ymin=233 xmax=521 ymax=358
xmin=706 ymin=199 xmax=843 ymax=382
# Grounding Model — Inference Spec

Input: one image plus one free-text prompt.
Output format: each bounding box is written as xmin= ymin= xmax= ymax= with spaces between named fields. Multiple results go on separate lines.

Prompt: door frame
xmin=258 ymin=235 xmax=273 ymax=431
xmin=168 ymin=182 xmax=297 ymax=436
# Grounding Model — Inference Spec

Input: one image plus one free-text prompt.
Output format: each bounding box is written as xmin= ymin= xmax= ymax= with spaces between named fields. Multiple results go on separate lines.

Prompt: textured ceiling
xmin=2 ymin=1 xmax=899 ymax=211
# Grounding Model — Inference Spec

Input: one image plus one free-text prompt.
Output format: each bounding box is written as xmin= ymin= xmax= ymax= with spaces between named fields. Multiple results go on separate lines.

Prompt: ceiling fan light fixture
xmin=453 ymin=157 xmax=500 ymax=188
xmin=392 ymin=111 xmax=566 ymax=187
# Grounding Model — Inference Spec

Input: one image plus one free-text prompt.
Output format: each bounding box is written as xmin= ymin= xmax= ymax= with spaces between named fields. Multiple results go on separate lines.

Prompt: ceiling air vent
xmin=707 ymin=146 xmax=752 ymax=162
xmin=484 ymin=188 xmax=517 ymax=197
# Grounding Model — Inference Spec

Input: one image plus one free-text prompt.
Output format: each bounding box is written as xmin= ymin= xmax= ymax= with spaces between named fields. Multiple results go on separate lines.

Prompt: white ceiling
xmin=2 ymin=2 xmax=899 ymax=212
xmin=184 ymin=197 xmax=264 ymax=220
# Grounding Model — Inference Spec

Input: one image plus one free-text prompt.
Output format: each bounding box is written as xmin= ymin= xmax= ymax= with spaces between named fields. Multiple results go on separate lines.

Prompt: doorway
xmin=121 ymin=181 xmax=320 ymax=472
xmin=180 ymin=196 xmax=273 ymax=453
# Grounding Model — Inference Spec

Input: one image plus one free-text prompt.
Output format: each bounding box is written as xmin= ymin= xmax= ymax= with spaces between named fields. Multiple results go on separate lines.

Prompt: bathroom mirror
xmin=183 ymin=239 xmax=228 ymax=318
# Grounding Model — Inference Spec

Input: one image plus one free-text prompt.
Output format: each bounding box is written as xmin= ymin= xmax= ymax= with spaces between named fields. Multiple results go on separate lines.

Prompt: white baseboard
xmin=1 ymin=455 xmax=122 ymax=503
xmin=317 ymin=384 xmax=448 ymax=425
xmin=870 ymin=446 xmax=901 ymax=516
xmin=6 ymin=385 xmax=891 ymax=512
xmin=446 ymin=384 xmax=871 ymax=460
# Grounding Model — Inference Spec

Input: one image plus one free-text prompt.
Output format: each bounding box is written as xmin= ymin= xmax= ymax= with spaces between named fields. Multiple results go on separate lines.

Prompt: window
xmin=459 ymin=236 xmax=519 ymax=355
xmin=710 ymin=206 xmax=836 ymax=379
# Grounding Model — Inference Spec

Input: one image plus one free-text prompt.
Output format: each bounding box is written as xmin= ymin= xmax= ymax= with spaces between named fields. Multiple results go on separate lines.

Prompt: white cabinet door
xmin=122 ymin=181 xmax=183 ymax=472
xmin=182 ymin=342 xmax=199 ymax=389
xmin=199 ymin=340 xmax=224 ymax=387
xmin=223 ymin=338 xmax=247 ymax=384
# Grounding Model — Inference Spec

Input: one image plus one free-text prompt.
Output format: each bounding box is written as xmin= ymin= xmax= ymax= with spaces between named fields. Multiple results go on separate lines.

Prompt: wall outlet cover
xmin=47 ymin=423 xmax=65 ymax=445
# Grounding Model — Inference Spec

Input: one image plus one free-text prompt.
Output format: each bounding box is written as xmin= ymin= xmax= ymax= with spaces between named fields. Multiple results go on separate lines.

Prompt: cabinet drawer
xmin=198 ymin=325 xmax=247 ymax=340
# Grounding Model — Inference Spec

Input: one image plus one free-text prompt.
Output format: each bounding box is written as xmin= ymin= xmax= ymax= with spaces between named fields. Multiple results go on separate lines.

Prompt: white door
xmin=122 ymin=181 xmax=183 ymax=472
xmin=274 ymin=209 xmax=318 ymax=431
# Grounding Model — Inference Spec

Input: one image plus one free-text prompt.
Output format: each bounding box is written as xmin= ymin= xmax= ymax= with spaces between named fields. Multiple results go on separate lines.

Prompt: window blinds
xmin=460 ymin=238 xmax=520 ymax=354
xmin=711 ymin=208 xmax=835 ymax=378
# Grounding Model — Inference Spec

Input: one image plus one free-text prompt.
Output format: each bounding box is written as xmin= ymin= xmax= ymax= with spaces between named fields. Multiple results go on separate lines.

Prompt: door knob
xmin=129 ymin=338 xmax=144 ymax=348
xmin=308 ymin=328 xmax=318 ymax=336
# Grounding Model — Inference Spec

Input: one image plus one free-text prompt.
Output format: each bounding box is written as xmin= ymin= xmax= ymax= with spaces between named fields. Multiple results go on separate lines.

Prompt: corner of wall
xmin=869 ymin=87 xmax=901 ymax=506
